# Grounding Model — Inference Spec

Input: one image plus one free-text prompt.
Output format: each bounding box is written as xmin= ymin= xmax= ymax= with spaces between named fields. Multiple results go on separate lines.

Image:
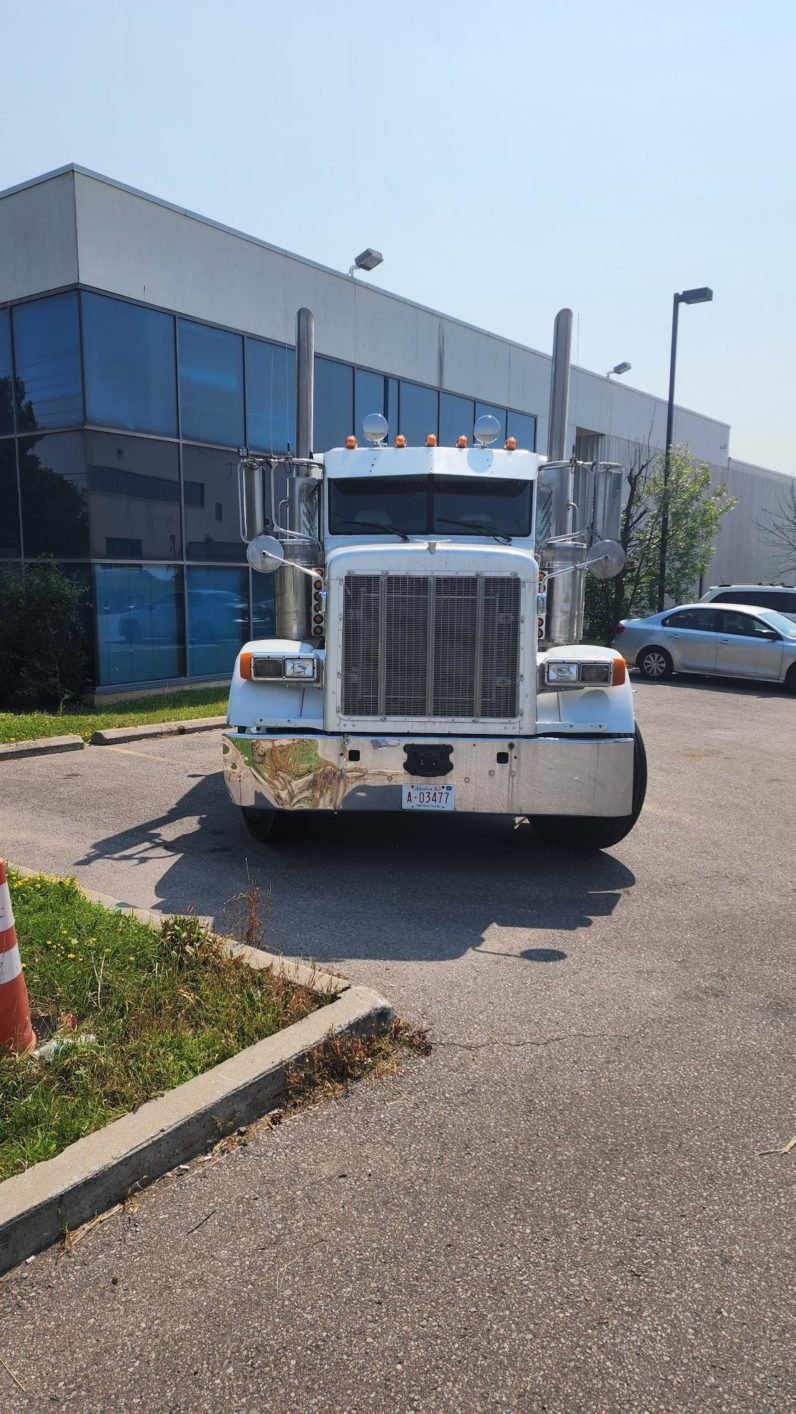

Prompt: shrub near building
xmin=0 ymin=563 xmax=88 ymax=709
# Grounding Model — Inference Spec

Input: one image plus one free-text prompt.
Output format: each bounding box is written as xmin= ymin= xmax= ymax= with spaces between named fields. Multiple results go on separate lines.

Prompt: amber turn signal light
xmin=611 ymin=656 xmax=627 ymax=686
xmin=239 ymin=650 xmax=253 ymax=680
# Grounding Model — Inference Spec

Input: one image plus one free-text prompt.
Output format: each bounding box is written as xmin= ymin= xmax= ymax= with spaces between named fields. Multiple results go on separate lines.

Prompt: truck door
xmin=715 ymin=610 xmax=784 ymax=680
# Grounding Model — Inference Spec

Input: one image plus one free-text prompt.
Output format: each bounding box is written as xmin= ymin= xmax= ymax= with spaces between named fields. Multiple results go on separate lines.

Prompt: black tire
xmin=529 ymin=727 xmax=648 ymax=851
xmin=637 ymin=645 xmax=673 ymax=680
xmin=785 ymin=664 xmax=796 ymax=695
xmin=241 ymin=806 xmax=300 ymax=843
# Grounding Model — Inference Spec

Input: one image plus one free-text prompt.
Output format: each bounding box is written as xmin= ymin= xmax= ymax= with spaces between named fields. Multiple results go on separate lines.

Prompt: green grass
xmin=0 ymin=687 xmax=228 ymax=744
xmin=0 ymin=871 xmax=321 ymax=1181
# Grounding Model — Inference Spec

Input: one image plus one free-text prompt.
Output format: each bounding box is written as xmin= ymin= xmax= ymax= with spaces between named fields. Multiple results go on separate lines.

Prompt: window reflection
xmin=178 ymin=320 xmax=244 ymax=446
xmin=399 ymin=381 xmax=438 ymax=445
xmin=0 ymin=442 xmax=20 ymax=556
xmin=12 ymin=294 xmax=83 ymax=430
xmin=95 ymin=565 xmax=184 ymax=685
xmin=187 ymin=566 xmax=248 ymax=676
xmin=507 ymin=410 xmax=536 ymax=451
xmin=252 ymin=574 xmax=276 ymax=638
xmin=83 ymin=294 xmax=177 ymax=436
xmin=314 ymin=357 xmax=353 ymax=451
xmin=439 ymin=392 xmax=474 ymax=446
xmin=0 ymin=309 xmax=13 ymax=436
xmin=85 ymin=433 xmax=181 ymax=559
xmin=19 ymin=432 xmax=89 ymax=558
xmin=182 ymin=445 xmax=245 ymax=561
xmin=246 ymin=339 xmax=296 ymax=453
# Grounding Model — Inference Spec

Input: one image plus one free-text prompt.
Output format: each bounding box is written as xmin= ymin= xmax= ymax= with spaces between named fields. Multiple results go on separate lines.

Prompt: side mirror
xmin=246 ymin=535 xmax=284 ymax=575
xmin=758 ymin=628 xmax=779 ymax=641
xmin=239 ymin=459 xmax=265 ymax=542
xmin=584 ymin=539 xmax=626 ymax=580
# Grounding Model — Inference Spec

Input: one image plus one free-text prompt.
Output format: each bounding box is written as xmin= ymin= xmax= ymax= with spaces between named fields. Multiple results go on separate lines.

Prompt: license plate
xmin=402 ymin=784 xmax=455 ymax=811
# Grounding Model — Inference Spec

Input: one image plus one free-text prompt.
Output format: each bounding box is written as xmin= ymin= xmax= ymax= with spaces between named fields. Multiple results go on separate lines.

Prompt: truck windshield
xmin=329 ymin=476 xmax=533 ymax=539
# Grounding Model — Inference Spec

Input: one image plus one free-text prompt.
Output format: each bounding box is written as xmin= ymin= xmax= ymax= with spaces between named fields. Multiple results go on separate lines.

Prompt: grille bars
xmin=342 ymin=574 xmax=520 ymax=720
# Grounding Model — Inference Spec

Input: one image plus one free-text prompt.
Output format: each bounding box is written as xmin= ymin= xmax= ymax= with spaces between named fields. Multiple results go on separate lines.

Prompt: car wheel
xmin=785 ymin=663 xmax=796 ymax=695
xmin=241 ymin=806 xmax=301 ymax=843
xmin=529 ymin=727 xmax=648 ymax=851
xmin=637 ymin=645 xmax=673 ymax=680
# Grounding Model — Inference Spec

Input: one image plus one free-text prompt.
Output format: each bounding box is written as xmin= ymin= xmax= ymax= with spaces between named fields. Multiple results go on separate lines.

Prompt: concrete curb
xmin=90 ymin=716 xmax=227 ymax=745
xmin=0 ymin=986 xmax=392 ymax=1275
xmin=0 ymin=734 xmax=85 ymax=760
xmin=7 ymin=866 xmax=348 ymax=998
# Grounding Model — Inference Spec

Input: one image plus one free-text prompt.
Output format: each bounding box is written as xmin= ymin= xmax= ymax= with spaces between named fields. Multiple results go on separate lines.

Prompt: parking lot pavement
xmin=1 ymin=678 xmax=793 ymax=1412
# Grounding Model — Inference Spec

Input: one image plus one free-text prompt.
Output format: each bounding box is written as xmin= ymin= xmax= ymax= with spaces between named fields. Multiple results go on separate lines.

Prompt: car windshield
xmin=328 ymin=475 xmax=533 ymax=539
xmin=758 ymin=608 xmax=796 ymax=637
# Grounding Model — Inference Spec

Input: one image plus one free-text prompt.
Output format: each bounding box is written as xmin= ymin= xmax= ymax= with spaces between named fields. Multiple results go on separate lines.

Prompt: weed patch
xmin=0 ymin=871 xmax=323 ymax=1181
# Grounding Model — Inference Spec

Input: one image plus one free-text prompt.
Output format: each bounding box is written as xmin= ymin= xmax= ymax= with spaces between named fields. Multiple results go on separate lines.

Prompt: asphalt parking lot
xmin=0 ymin=677 xmax=793 ymax=1412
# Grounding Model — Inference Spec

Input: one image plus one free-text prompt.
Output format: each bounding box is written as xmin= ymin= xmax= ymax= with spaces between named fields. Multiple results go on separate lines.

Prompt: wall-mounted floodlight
xmin=348 ymin=248 xmax=384 ymax=277
xmin=606 ymin=362 xmax=632 ymax=379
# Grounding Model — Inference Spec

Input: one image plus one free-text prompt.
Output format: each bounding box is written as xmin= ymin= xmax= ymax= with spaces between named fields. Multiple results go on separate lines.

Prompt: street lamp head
xmin=679 ymin=286 xmax=713 ymax=305
xmin=350 ymin=248 xmax=383 ymax=276
xmin=606 ymin=361 xmax=632 ymax=378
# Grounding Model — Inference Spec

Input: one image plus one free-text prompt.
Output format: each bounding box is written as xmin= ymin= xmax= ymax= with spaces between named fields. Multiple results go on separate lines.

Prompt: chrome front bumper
xmin=223 ymin=733 xmax=635 ymax=817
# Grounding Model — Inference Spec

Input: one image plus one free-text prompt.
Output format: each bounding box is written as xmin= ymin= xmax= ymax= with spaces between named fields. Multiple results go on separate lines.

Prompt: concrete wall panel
xmin=0 ymin=172 xmax=78 ymax=302
xmin=440 ymin=319 xmax=509 ymax=404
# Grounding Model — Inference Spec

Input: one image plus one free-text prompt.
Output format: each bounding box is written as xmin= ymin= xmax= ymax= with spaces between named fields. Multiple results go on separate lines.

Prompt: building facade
xmin=1 ymin=166 xmax=792 ymax=693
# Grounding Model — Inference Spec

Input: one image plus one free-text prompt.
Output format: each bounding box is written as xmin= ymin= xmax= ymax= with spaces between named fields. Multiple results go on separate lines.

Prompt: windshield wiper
xmin=334 ymin=520 xmax=411 ymax=541
xmin=435 ymin=517 xmax=512 ymax=544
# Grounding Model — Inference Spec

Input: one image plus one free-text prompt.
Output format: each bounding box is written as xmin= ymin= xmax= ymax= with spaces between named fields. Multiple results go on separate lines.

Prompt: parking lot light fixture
xmin=657 ymin=287 xmax=714 ymax=612
xmin=606 ymin=362 xmax=632 ymax=379
xmin=348 ymin=248 xmax=383 ymax=278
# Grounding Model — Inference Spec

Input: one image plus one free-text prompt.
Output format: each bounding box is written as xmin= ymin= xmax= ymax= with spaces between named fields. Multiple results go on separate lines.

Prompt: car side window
xmin=718 ymin=610 xmax=777 ymax=638
xmin=664 ymin=608 xmax=719 ymax=631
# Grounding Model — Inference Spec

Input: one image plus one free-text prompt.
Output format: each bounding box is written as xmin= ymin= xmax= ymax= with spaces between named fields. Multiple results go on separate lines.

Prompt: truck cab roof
xmin=324 ymin=445 xmax=542 ymax=481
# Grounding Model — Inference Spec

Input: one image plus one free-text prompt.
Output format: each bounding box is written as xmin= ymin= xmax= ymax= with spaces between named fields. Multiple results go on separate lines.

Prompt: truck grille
xmin=342 ymin=574 xmax=521 ymax=720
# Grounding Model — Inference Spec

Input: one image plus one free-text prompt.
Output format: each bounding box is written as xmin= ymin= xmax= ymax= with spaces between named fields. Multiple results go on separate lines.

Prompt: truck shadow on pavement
xmin=76 ymin=771 xmax=636 ymax=966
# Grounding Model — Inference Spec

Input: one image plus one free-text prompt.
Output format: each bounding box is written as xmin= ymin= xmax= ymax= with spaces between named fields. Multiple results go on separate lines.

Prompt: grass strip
xmin=0 ymin=688 xmax=227 ymax=744
xmin=0 ymin=870 xmax=321 ymax=1181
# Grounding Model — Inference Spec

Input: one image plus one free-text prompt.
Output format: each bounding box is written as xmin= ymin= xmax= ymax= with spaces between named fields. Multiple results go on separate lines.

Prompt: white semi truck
xmin=224 ymin=308 xmax=646 ymax=850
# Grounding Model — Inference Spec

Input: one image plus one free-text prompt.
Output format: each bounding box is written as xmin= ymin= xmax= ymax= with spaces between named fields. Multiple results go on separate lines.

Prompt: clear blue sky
xmin=2 ymin=0 xmax=794 ymax=471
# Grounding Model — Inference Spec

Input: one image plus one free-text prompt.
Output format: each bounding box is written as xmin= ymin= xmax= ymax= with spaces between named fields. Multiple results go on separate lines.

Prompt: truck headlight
xmin=545 ymin=661 xmax=580 ymax=684
xmin=283 ymin=657 xmax=318 ymax=680
xmin=580 ymin=663 xmax=612 ymax=683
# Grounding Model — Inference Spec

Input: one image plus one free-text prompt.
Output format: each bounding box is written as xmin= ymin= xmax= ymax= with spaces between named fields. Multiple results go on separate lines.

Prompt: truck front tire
xmin=528 ymin=727 xmax=647 ymax=851
xmin=241 ymin=806 xmax=298 ymax=843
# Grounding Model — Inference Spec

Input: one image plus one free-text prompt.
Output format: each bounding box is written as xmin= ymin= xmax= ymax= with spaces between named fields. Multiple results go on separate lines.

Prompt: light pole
xmin=606 ymin=361 xmax=632 ymax=380
xmin=657 ymin=286 xmax=713 ymax=611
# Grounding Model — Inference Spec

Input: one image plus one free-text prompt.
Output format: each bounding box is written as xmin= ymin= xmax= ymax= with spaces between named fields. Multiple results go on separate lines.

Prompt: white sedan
xmin=612 ymin=602 xmax=796 ymax=690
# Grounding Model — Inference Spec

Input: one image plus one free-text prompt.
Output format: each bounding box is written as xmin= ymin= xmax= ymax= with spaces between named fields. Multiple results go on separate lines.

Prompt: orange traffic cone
xmin=0 ymin=860 xmax=36 ymax=1054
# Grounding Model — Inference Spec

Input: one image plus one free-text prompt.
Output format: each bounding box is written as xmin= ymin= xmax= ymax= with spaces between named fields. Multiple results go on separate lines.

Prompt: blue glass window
xmin=182 ymin=445 xmax=245 ymax=562
xmin=439 ymin=392 xmax=474 ymax=446
xmin=187 ymin=566 xmax=248 ymax=676
xmin=399 ymin=382 xmax=438 ymax=445
xmin=13 ymin=293 xmax=82 ymax=430
xmin=314 ymin=357 xmax=353 ymax=452
xmin=354 ymin=369 xmax=386 ymax=442
xmin=83 ymin=293 xmax=177 ymax=436
xmin=475 ymin=403 xmax=507 ymax=442
xmin=252 ymin=574 xmax=276 ymax=639
xmin=0 ymin=309 xmax=13 ymax=436
xmin=0 ymin=442 xmax=20 ymax=556
xmin=19 ymin=432 xmax=88 ymax=558
xmin=507 ymin=410 xmax=536 ymax=450
xmin=85 ymin=433 xmax=181 ymax=559
xmin=95 ymin=565 xmax=184 ymax=686
xmin=246 ymin=339 xmax=296 ymax=453
xmin=178 ymin=320 xmax=244 ymax=446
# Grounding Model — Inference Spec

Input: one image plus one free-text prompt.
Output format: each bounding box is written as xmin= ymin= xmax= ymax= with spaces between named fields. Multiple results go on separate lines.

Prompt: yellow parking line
xmin=100 ymin=745 xmax=177 ymax=764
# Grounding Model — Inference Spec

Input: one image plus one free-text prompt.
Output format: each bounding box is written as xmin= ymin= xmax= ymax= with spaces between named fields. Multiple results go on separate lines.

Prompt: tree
xmin=0 ymin=563 xmax=88 ymax=709
xmin=586 ymin=443 xmax=736 ymax=643
xmin=757 ymin=478 xmax=796 ymax=579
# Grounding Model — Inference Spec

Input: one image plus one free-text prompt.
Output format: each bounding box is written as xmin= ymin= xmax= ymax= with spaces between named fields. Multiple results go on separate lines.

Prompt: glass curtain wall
xmin=0 ymin=287 xmax=536 ymax=691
